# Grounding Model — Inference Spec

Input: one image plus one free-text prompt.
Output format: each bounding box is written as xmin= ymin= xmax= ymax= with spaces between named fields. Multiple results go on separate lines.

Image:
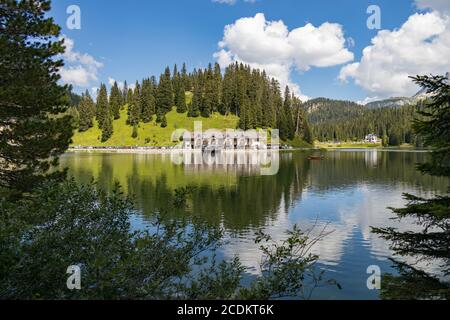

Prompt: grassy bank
xmin=72 ymin=107 xmax=239 ymax=147
xmin=315 ymin=142 xmax=382 ymax=149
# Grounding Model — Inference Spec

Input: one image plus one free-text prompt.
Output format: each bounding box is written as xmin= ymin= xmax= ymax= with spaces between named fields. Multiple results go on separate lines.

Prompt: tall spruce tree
xmin=261 ymin=80 xmax=275 ymax=128
xmin=122 ymin=81 xmax=128 ymax=105
xmin=175 ymin=77 xmax=187 ymax=113
xmin=128 ymin=81 xmax=141 ymax=126
xmin=181 ymin=63 xmax=190 ymax=91
xmin=188 ymin=79 xmax=201 ymax=118
xmin=172 ymin=69 xmax=186 ymax=113
xmin=160 ymin=114 xmax=168 ymax=128
xmin=0 ymin=0 xmax=73 ymax=193
xmin=96 ymin=84 xmax=113 ymax=141
xmin=283 ymin=86 xmax=295 ymax=140
xmin=141 ymin=79 xmax=155 ymax=123
xmin=156 ymin=66 xmax=174 ymax=116
xmin=126 ymin=87 xmax=133 ymax=106
xmin=202 ymin=64 xmax=214 ymax=118
xmin=78 ymin=90 xmax=95 ymax=132
xmin=372 ymin=75 xmax=450 ymax=299
xmin=109 ymin=81 xmax=122 ymax=120
xmin=101 ymin=110 xmax=113 ymax=142
xmin=96 ymin=84 xmax=109 ymax=129
xmin=172 ymin=64 xmax=178 ymax=87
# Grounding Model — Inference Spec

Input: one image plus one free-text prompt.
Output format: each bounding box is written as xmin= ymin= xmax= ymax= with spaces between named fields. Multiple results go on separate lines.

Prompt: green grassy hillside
xmin=71 ymin=106 xmax=239 ymax=147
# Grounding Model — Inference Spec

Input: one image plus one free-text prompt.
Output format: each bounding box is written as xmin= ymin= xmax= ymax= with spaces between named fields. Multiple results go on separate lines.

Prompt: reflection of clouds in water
xmin=221 ymin=183 xmax=443 ymax=276
xmin=221 ymin=198 xmax=292 ymax=275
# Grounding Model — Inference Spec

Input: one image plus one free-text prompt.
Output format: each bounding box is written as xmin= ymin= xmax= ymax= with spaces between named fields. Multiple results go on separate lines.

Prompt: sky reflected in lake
xmin=61 ymin=150 xmax=448 ymax=299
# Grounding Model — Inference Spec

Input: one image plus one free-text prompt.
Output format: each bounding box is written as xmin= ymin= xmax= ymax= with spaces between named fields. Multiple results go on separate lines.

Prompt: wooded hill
xmin=305 ymin=98 xmax=420 ymax=146
xmin=71 ymin=62 xmax=313 ymax=146
xmin=71 ymin=64 xmax=424 ymax=148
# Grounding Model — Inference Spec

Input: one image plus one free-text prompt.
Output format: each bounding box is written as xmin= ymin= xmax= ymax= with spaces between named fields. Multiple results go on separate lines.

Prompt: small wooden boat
xmin=308 ymin=156 xmax=325 ymax=161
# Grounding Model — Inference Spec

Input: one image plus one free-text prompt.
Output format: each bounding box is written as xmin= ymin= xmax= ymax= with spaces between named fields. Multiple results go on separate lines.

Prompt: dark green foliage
xmin=67 ymin=86 xmax=81 ymax=106
xmin=122 ymin=81 xmax=128 ymax=105
xmin=412 ymin=75 xmax=450 ymax=177
xmin=302 ymin=118 xmax=313 ymax=144
xmin=372 ymin=74 xmax=450 ymax=300
xmin=156 ymin=66 xmax=174 ymax=116
xmin=0 ymin=0 xmax=73 ymax=193
xmin=96 ymin=84 xmax=109 ymax=128
xmin=175 ymin=83 xmax=187 ymax=113
xmin=101 ymin=113 xmax=113 ymax=142
xmin=131 ymin=125 xmax=138 ymax=139
xmin=201 ymin=64 xmax=215 ymax=117
xmin=109 ymin=81 xmax=122 ymax=120
xmin=0 ymin=180 xmax=338 ymax=299
xmin=283 ymin=87 xmax=295 ymax=140
xmin=76 ymin=62 xmax=310 ymax=144
xmin=379 ymin=261 xmax=449 ymax=300
xmin=160 ymin=115 xmax=167 ymax=128
xmin=307 ymin=98 xmax=417 ymax=145
xmin=127 ymin=82 xmax=141 ymax=126
xmin=78 ymin=90 xmax=95 ymax=132
xmin=141 ymin=78 xmax=155 ymax=122
xmin=188 ymin=79 xmax=201 ymax=118
xmin=126 ymin=87 xmax=133 ymax=106
xmin=181 ymin=62 xmax=191 ymax=91
xmin=96 ymin=84 xmax=113 ymax=141
xmin=173 ymin=70 xmax=187 ymax=113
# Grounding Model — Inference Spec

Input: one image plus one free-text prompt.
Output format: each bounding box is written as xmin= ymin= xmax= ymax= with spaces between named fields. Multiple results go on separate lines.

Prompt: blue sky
xmin=49 ymin=0 xmax=450 ymax=103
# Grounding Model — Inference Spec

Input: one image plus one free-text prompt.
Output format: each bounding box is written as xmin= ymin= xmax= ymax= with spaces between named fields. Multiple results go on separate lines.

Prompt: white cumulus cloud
xmin=59 ymin=36 xmax=103 ymax=87
xmin=214 ymin=13 xmax=354 ymax=100
xmin=415 ymin=0 xmax=450 ymax=15
xmin=340 ymin=8 xmax=450 ymax=99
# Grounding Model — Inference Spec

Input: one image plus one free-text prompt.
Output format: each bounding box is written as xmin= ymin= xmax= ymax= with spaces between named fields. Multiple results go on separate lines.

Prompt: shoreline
xmin=67 ymin=146 xmax=431 ymax=154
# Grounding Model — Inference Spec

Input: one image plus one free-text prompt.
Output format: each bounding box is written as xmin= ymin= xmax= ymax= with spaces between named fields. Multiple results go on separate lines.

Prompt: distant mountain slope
xmin=365 ymin=72 xmax=450 ymax=109
xmin=365 ymin=97 xmax=417 ymax=109
xmin=305 ymin=97 xmax=418 ymax=146
xmin=305 ymin=98 xmax=365 ymax=125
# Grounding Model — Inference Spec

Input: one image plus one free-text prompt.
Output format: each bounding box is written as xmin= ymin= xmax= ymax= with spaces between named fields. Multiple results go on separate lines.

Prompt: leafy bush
xmin=0 ymin=180 xmax=339 ymax=300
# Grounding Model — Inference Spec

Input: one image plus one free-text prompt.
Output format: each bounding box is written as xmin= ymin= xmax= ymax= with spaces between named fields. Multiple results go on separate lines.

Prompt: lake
xmin=60 ymin=149 xmax=448 ymax=300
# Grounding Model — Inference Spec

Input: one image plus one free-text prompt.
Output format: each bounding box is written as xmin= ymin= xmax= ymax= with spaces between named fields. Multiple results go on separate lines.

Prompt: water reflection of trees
xmin=62 ymin=151 xmax=448 ymax=232
xmin=309 ymin=151 xmax=448 ymax=193
xmin=126 ymin=153 xmax=311 ymax=232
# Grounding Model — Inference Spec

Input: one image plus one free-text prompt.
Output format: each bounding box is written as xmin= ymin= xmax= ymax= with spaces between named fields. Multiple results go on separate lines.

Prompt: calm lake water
xmin=60 ymin=150 xmax=448 ymax=300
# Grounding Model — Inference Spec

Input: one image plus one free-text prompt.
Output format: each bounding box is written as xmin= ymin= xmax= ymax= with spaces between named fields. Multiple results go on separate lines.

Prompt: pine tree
xmin=78 ymin=90 xmax=95 ymax=131
xmin=283 ymin=86 xmax=295 ymax=140
xmin=372 ymin=75 xmax=450 ymax=299
xmin=302 ymin=118 xmax=313 ymax=144
xmin=0 ymin=0 xmax=75 ymax=193
xmin=172 ymin=64 xmax=178 ymax=87
xmin=202 ymin=64 xmax=214 ymax=118
xmin=122 ymin=81 xmax=128 ymax=105
xmin=128 ymin=81 xmax=141 ymax=126
xmin=181 ymin=63 xmax=191 ymax=91
xmin=213 ymin=63 xmax=222 ymax=113
xmin=261 ymin=81 xmax=274 ymax=128
xmin=141 ymin=79 xmax=155 ymax=122
xmin=172 ymin=69 xmax=187 ymax=113
xmin=156 ymin=66 xmax=174 ymax=116
xmin=109 ymin=81 xmax=122 ymax=120
xmin=96 ymin=84 xmax=109 ymax=129
xmin=131 ymin=125 xmax=138 ymax=139
xmin=126 ymin=87 xmax=133 ymax=106
xmin=160 ymin=115 xmax=168 ymax=128
xmin=101 ymin=112 xmax=113 ymax=142
xmin=175 ymin=80 xmax=187 ymax=113
xmin=188 ymin=79 xmax=201 ymax=118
